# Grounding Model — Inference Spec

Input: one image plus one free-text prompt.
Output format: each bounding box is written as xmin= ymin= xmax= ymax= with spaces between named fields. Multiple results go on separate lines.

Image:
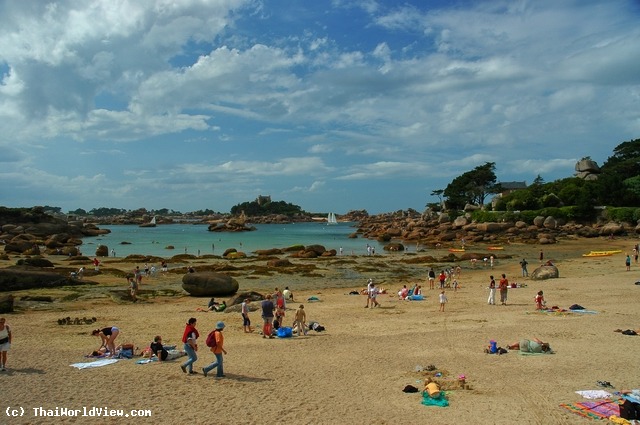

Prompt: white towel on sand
xmin=70 ymin=359 xmax=118 ymax=369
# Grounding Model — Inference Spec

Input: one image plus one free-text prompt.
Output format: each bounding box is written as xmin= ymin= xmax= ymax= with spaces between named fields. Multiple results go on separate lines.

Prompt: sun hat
xmin=216 ymin=321 xmax=225 ymax=329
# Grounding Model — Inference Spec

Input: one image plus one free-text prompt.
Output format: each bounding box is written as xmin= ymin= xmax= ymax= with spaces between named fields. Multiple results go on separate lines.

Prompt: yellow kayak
xmin=487 ymin=246 xmax=504 ymax=251
xmin=588 ymin=250 xmax=622 ymax=255
xmin=582 ymin=252 xmax=613 ymax=257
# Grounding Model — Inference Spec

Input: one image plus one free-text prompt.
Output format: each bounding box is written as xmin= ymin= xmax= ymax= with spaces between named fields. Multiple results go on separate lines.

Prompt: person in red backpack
xmin=203 ymin=321 xmax=227 ymax=378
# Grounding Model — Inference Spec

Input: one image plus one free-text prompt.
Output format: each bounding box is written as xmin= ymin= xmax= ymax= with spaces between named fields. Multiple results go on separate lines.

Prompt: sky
xmin=1 ymin=0 xmax=639 ymax=215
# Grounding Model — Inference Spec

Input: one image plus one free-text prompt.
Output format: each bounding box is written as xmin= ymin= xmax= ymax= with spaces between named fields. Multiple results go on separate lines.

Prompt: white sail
xmin=327 ymin=212 xmax=337 ymax=224
xmin=150 ymin=216 xmax=156 ymax=225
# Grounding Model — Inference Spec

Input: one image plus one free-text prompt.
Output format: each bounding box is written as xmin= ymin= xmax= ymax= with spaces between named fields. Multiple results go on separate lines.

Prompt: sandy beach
xmin=2 ymin=238 xmax=640 ymax=424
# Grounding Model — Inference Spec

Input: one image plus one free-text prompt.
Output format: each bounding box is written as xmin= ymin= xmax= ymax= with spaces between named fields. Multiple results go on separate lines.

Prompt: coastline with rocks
xmin=1 ymin=208 xmax=640 ymax=423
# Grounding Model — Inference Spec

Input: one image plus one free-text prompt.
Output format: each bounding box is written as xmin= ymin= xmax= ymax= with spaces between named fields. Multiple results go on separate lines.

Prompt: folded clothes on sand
xmin=575 ymin=390 xmax=613 ymax=399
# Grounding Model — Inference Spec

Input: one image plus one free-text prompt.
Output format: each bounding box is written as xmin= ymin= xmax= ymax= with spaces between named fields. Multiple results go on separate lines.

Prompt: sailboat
xmin=139 ymin=216 xmax=157 ymax=228
xmin=327 ymin=212 xmax=337 ymax=225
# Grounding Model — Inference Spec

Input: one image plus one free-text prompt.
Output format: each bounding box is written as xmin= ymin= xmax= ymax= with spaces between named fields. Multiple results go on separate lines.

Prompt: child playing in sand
xmin=368 ymin=282 xmax=380 ymax=308
xmin=439 ymin=290 xmax=448 ymax=312
xmin=534 ymin=291 xmax=546 ymax=310
xmin=293 ymin=305 xmax=307 ymax=336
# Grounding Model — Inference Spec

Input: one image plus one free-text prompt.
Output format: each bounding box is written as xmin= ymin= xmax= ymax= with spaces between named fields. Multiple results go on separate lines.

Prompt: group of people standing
xmin=487 ymin=274 xmax=511 ymax=305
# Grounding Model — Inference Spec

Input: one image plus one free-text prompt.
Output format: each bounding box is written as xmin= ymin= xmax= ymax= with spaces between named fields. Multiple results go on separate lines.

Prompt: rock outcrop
xmin=0 ymin=269 xmax=92 ymax=291
xmin=530 ymin=265 xmax=559 ymax=280
xmin=181 ymin=272 xmax=239 ymax=296
xmin=575 ymin=158 xmax=601 ymax=180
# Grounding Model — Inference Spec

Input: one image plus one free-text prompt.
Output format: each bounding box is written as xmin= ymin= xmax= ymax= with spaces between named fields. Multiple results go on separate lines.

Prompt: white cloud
xmin=0 ymin=1 xmax=638 ymax=213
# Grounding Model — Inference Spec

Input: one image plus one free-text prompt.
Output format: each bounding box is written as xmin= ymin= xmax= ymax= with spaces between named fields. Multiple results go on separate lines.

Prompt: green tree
xmin=443 ymin=162 xmax=500 ymax=210
xmin=595 ymin=138 xmax=640 ymax=206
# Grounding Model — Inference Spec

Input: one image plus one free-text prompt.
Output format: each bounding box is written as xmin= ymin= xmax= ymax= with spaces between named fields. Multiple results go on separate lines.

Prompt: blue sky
xmin=1 ymin=0 xmax=639 ymax=214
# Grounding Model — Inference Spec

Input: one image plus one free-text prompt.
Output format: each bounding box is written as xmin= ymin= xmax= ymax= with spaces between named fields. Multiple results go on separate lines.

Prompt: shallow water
xmin=82 ymin=222 xmax=392 ymax=258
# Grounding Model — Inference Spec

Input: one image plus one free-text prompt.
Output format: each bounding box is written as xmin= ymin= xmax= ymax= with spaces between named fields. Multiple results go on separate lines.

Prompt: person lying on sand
xmin=508 ymin=338 xmax=553 ymax=353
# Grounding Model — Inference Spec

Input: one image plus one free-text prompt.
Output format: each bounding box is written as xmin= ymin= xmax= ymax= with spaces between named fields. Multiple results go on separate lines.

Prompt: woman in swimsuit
xmin=92 ymin=326 xmax=120 ymax=357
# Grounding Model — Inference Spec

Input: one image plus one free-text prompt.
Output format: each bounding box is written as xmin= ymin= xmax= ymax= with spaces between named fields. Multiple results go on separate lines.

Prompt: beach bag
xmin=205 ymin=330 xmax=219 ymax=348
xmin=276 ymin=327 xmax=292 ymax=338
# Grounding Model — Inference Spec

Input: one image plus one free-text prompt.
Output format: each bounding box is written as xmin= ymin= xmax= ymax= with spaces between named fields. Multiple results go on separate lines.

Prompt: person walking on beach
xmin=0 ymin=317 xmax=12 ymax=371
xmin=368 ymin=282 xmax=380 ymax=308
xmin=365 ymin=278 xmax=374 ymax=307
xmin=539 ymin=250 xmax=544 ymax=264
xmin=293 ymin=304 xmax=307 ymax=336
xmin=439 ymin=290 xmax=448 ymax=312
xmin=241 ymin=299 xmax=253 ymax=333
xmin=520 ymin=259 xmax=529 ymax=277
xmin=274 ymin=288 xmax=285 ymax=327
xmin=428 ymin=268 xmax=436 ymax=290
xmin=93 ymin=257 xmax=100 ymax=271
xmin=180 ymin=318 xmax=199 ymax=374
xmin=91 ymin=326 xmax=120 ymax=357
xmin=203 ymin=321 xmax=226 ymax=378
xmin=128 ymin=276 xmax=138 ymax=303
xmin=626 ymin=254 xmax=631 ymax=271
xmin=261 ymin=295 xmax=275 ymax=338
xmin=499 ymin=274 xmax=509 ymax=305
xmin=438 ymin=271 xmax=446 ymax=289
xmin=488 ymin=275 xmax=496 ymax=305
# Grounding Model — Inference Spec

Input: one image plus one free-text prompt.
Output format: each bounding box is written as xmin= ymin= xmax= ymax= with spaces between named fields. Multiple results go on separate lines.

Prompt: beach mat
xmin=560 ymin=400 xmax=620 ymax=420
xmin=70 ymin=359 xmax=118 ymax=369
xmin=421 ymin=392 xmax=449 ymax=407
xmin=530 ymin=309 xmax=598 ymax=316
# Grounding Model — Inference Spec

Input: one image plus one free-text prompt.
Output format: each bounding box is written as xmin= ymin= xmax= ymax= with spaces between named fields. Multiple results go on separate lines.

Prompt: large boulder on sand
xmin=0 ymin=269 xmax=88 ymax=291
xmin=530 ymin=265 xmax=559 ymax=280
xmin=181 ymin=272 xmax=239 ymax=297
xmin=0 ymin=294 xmax=14 ymax=313
xmin=96 ymin=245 xmax=109 ymax=257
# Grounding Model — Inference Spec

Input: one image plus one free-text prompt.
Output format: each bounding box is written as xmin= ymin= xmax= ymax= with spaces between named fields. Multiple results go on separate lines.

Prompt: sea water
xmin=83 ymin=222 xmax=388 ymax=258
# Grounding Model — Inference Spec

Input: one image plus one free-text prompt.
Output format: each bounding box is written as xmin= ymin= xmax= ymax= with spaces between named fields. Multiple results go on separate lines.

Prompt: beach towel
xmin=518 ymin=350 xmax=554 ymax=356
xmin=576 ymin=390 xmax=613 ymax=400
xmin=560 ymin=400 xmax=620 ymax=420
xmin=408 ymin=294 xmax=424 ymax=301
xmin=70 ymin=359 xmax=118 ymax=369
xmin=421 ymin=392 xmax=449 ymax=407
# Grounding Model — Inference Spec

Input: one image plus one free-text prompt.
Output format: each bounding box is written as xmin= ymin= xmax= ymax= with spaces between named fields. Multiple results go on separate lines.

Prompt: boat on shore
xmin=139 ymin=216 xmax=157 ymax=228
xmin=582 ymin=252 xmax=613 ymax=257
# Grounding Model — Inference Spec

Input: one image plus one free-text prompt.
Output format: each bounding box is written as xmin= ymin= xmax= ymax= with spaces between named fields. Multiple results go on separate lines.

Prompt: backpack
xmin=205 ymin=330 xmax=219 ymax=348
